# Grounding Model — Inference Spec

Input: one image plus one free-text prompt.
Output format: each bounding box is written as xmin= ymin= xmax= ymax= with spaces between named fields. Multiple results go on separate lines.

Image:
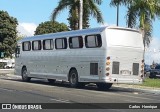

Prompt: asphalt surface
xmin=0 ymin=69 xmax=160 ymax=112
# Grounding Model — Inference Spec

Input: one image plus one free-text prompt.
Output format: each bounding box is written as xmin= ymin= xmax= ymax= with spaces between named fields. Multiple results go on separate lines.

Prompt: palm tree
xmin=110 ymin=0 xmax=160 ymax=47
xmin=52 ymin=0 xmax=104 ymax=30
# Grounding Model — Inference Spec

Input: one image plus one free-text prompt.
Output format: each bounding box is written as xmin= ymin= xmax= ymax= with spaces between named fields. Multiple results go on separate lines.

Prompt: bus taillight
xmin=106 ymin=73 xmax=110 ymax=76
xmin=106 ymin=61 xmax=110 ymax=65
xmin=106 ymin=67 xmax=110 ymax=71
xmin=107 ymin=56 xmax=110 ymax=60
xmin=141 ymin=65 xmax=144 ymax=68
xmin=106 ymin=56 xmax=111 ymax=76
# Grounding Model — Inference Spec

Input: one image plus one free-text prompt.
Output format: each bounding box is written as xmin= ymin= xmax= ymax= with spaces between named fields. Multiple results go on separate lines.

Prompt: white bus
xmin=15 ymin=26 xmax=144 ymax=90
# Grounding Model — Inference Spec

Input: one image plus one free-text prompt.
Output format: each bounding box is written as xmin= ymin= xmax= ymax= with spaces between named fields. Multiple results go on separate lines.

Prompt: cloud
xmin=145 ymin=37 xmax=160 ymax=65
xmin=17 ymin=23 xmax=37 ymax=36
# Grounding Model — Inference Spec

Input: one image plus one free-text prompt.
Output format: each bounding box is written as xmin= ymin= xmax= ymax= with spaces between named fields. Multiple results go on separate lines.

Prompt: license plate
xmin=121 ymin=70 xmax=130 ymax=75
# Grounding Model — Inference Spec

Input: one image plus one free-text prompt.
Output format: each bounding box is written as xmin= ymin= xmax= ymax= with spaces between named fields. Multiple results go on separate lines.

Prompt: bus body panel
xmin=15 ymin=26 xmax=144 ymax=84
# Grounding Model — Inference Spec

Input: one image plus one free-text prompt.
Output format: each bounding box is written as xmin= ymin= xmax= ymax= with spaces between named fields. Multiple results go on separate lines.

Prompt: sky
xmin=0 ymin=0 xmax=160 ymax=64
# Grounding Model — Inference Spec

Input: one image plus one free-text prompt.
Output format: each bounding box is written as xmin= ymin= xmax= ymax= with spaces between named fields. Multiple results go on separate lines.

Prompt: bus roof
xmin=18 ymin=26 xmax=140 ymax=43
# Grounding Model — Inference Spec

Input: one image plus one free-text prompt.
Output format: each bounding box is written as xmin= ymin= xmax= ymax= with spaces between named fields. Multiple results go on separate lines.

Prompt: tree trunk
xmin=79 ymin=0 xmax=83 ymax=29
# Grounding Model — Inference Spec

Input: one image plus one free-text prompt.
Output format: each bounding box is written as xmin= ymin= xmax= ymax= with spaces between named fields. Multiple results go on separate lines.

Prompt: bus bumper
xmin=103 ymin=77 xmax=143 ymax=84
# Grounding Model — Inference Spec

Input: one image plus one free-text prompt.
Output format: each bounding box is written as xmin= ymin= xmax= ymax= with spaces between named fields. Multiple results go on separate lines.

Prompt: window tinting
xmin=85 ymin=34 xmax=102 ymax=48
xmin=43 ymin=39 xmax=53 ymax=50
xmin=22 ymin=41 xmax=31 ymax=51
xmin=32 ymin=40 xmax=41 ymax=50
xmin=55 ymin=38 xmax=67 ymax=49
xmin=69 ymin=36 xmax=83 ymax=49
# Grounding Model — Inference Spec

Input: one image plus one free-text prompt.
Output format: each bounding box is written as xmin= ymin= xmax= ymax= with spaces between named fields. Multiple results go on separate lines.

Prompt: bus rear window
xmin=106 ymin=29 xmax=143 ymax=48
xmin=22 ymin=41 xmax=31 ymax=51
xmin=85 ymin=34 xmax=102 ymax=48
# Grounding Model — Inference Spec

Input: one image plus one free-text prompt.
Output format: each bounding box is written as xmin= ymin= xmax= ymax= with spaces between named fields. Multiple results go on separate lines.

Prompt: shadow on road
xmin=1 ymin=77 xmax=138 ymax=94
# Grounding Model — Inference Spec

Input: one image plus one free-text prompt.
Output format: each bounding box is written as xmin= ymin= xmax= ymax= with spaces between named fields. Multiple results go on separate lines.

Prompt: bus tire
xmin=48 ymin=79 xmax=56 ymax=84
xmin=96 ymin=83 xmax=112 ymax=90
xmin=69 ymin=69 xmax=79 ymax=88
xmin=22 ymin=67 xmax=31 ymax=82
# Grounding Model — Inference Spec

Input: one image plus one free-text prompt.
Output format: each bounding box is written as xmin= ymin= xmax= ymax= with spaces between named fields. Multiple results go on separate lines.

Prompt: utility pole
xmin=117 ymin=4 xmax=119 ymax=26
xmin=79 ymin=0 xmax=83 ymax=30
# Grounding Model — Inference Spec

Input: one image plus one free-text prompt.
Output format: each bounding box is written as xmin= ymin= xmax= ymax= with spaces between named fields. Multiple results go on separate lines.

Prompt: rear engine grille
xmin=90 ymin=63 xmax=98 ymax=75
xmin=112 ymin=61 xmax=120 ymax=74
xmin=133 ymin=63 xmax=139 ymax=75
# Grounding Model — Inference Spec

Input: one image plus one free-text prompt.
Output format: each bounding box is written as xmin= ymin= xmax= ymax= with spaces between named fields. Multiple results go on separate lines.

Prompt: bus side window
xmin=69 ymin=36 xmax=83 ymax=49
xmin=85 ymin=34 xmax=102 ymax=48
xmin=15 ymin=46 xmax=20 ymax=58
xmin=55 ymin=38 xmax=67 ymax=49
xmin=32 ymin=40 xmax=41 ymax=50
xmin=22 ymin=41 xmax=31 ymax=51
xmin=43 ymin=39 xmax=54 ymax=50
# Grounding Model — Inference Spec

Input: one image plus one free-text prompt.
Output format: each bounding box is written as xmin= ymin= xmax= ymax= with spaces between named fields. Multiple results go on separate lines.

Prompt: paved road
xmin=1 ymin=78 xmax=160 ymax=103
xmin=0 ymin=70 xmax=160 ymax=112
xmin=0 ymin=78 xmax=160 ymax=111
xmin=0 ymin=69 xmax=14 ymax=74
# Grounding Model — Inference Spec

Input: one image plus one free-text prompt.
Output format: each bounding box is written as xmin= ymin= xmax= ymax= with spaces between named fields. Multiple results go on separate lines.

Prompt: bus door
xmin=15 ymin=46 xmax=21 ymax=58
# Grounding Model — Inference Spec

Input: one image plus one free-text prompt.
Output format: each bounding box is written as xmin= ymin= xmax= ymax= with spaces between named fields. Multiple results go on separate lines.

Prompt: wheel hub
xmin=71 ymin=73 xmax=76 ymax=84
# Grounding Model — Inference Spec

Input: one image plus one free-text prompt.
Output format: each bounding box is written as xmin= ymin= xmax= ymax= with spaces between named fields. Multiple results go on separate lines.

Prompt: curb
xmin=112 ymin=84 xmax=160 ymax=95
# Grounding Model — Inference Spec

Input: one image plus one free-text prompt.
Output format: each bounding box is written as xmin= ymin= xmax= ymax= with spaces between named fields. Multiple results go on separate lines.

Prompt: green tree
xmin=110 ymin=0 xmax=160 ymax=47
xmin=0 ymin=10 xmax=18 ymax=58
xmin=17 ymin=34 xmax=26 ymax=41
xmin=35 ymin=21 xmax=69 ymax=35
xmin=52 ymin=0 xmax=104 ymax=30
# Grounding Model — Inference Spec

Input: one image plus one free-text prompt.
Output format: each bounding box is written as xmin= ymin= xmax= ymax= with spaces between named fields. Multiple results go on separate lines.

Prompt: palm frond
xmin=154 ymin=0 xmax=160 ymax=16
xmin=92 ymin=0 xmax=102 ymax=5
xmin=87 ymin=0 xmax=104 ymax=23
xmin=110 ymin=0 xmax=133 ymax=7
xmin=126 ymin=5 xmax=137 ymax=28
xmin=51 ymin=0 xmax=72 ymax=21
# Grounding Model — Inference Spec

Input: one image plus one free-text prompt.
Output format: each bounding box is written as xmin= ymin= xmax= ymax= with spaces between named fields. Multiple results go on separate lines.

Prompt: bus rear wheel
xmin=96 ymin=83 xmax=112 ymax=90
xmin=22 ymin=67 xmax=31 ymax=82
xmin=69 ymin=69 xmax=85 ymax=88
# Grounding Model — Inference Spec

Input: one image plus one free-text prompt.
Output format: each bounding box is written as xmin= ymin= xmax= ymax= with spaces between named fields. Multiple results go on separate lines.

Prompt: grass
xmin=141 ymin=78 xmax=160 ymax=88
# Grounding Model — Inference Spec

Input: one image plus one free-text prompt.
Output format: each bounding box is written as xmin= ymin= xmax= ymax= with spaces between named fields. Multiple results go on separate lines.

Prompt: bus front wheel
xmin=22 ymin=67 xmax=31 ymax=82
xmin=96 ymin=83 xmax=112 ymax=90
